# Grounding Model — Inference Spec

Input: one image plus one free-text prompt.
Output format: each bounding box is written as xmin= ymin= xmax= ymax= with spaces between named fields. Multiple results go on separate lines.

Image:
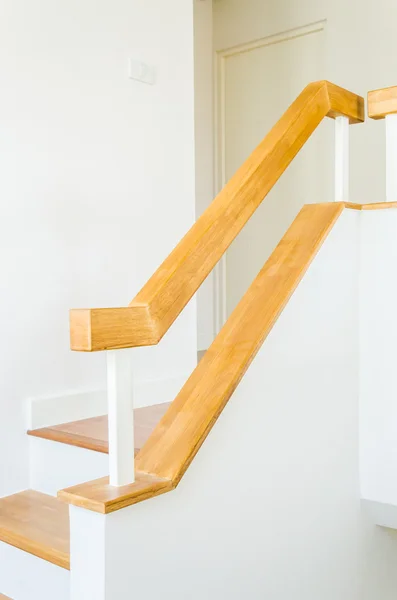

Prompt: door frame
xmin=213 ymin=19 xmax=326 ymax=332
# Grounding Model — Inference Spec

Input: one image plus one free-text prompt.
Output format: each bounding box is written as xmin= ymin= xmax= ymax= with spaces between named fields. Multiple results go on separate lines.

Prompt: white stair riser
xmin=362 ymin=499 xmax=397 ymax=530
xmin=29 ymin=437 xmax=108 ymax=496
xmin=0 ymin=541 xmax=69 ymax=600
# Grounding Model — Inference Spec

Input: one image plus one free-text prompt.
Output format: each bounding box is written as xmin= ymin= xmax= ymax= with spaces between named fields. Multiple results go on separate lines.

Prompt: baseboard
xmin=28 ymin=376 xmax=187 ymax=429
xmin=361 ymin=498 xmax=397 ymax=529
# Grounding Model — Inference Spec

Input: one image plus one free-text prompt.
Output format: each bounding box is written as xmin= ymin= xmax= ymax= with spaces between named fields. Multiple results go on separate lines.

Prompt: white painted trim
xmin=213 ymin=31 xmax=227 ymax=335
xmin=216 ymin=19 xmax=326 ymax=59
xmin=28 ymin=389 xmax=107 ymax=430
xmin=107 ymin=349 xmax=135 ymax=487
xmin=386 ymin=113 xmax=397 ymax=202
xmin=213 ymin=20 xmax=327 ymax=332
xmin=334 ymin=115 xmax=350 ymax=201
xmin=28 ymin=375 xmax=187 ymax=429
xmin=70 ymin=506 xmax=106 ymax=600
xmin=362 ymin=499 xmax=397 ymax=530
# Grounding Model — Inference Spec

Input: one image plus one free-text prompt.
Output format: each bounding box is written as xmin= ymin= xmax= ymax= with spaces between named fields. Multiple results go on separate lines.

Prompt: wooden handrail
xmin=70 ymin=81 xmax=364 ymax=351
xmin=60 ymin=201 xmax=393 ymax=513
xmin=368 ymin=86 xmax=397 ymax=119
xmin=135 ymin=202 xmax=346 ymax=482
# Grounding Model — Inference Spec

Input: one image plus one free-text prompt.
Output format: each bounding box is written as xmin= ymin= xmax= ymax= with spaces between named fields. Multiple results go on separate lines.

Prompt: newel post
xmin=385 ymin=114 xmax=397 ymax=202
xmin=334 ymin=116 xmax=350 ymax=202
xmin=107 ymin=349 xmax=135 ymax=486
xmin=368 ymin=86 xmax=397 ymax=202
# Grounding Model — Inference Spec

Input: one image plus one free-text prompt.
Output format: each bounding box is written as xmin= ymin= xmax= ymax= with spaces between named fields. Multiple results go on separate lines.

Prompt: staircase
xmin=0 ymin=403 xmax=169 ymax=593
xmin=28 ymin=402 xmax=170 ymax=457
xmin=2 ymin=82 xmax=397 ymax=599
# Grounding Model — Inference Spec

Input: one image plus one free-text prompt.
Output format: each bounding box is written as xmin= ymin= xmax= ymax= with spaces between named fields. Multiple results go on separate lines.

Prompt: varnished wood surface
xmin=0 ymin=594 xmax=11 ymax=599
xmin=344 ymin=201 xmax=397 ymax=210
xmin=61 ymin=201 xmax=359 ymax=512
xmin=28 ymin=402 xmax=170 ymax=455
xmin=70 ymin=81 xmax=364 ymax=351
xmin=368 ymin=86 xmax=397 ymax=119
xmin=61 ymin=202 xmax=397 ymax=513
xmin=0 ymin=491 xmax=70 ymax=569
xmin=360 ymin=202 xmax=397 ymax=210
xmin=58 ymin=472 xmax=174 ymax=514
xmin=135 ymin=203 xmax=346 ymax=481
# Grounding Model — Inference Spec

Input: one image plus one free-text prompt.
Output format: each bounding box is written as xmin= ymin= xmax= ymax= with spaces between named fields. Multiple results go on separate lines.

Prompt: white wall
xmin=212 ymin=0 xmax=397 ymax=528
xmin=69 ymin=208 xmax=397 ymax=600
xmin=0 ymin=0 xmax=197 ymax=496
xmin=360 ymin=208 xmax=397 ymax=506
xmin=194 ymin=0 xmax=215 ymax=349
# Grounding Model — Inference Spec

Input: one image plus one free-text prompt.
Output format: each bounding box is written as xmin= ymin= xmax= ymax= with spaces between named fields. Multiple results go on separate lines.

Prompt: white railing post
xmin=107 ymin=349 xmax=135 ymax=487
xmin=334 ymin=116 xmax=350 ymax=202
xmin=386 ymin=114 xmax=397 ymax=202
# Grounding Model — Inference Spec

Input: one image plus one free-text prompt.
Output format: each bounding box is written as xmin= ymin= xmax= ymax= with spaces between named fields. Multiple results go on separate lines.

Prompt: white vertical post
xmin=107 ymin=349 xmax=135 ymax=487
xmin=70 ymin=506 xmax=107 ymax=600
xmin=386 ymin=114 xmax=397 ymax=202
xmin=334 ymin=116 xmax=350 ymax=202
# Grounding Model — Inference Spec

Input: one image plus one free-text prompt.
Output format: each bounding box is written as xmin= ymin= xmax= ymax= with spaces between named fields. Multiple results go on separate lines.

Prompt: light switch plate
xmin=129 ymin=59 xmax=156 ymax=85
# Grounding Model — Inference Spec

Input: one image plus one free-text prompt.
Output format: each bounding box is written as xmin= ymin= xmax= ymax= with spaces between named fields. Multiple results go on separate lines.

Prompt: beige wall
xmin=213 ymin=0 xmax=394 ymax=205
xmin=194 ymin=0 xmax=215 ymax=350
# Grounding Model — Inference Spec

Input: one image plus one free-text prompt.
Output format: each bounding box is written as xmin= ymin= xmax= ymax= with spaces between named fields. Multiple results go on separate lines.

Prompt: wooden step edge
xmin=0 ymin=524 xmax=70 ymax=570
xmin=0 ymin=594 xmax=12 ymax=599
xmin=27 ymin=425 xmax=109 ymax=454
xmin=344 ymin=201 xmax=397 ymax=210
xmin=0 ymin=490 xmax=70 ymax=570
xmin=27 ymin=425 xmax=143 ymax=456
xmin=360 ymin=201 xmax=397 ymax=210
xmin=58 ymin=472 xmax=175 ymax=514
xmin=27 ymin=402 xmax=171 ymax=455
xmin=27 ymin=425 xmax=141 ymax=456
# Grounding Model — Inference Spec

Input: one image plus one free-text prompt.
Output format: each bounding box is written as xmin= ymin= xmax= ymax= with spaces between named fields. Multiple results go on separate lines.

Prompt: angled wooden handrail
xmin=61 ymin=201 xmax=394 ymax=513
xmin=136 ymin=203 xmax=346 ymax=482
xmin=70 ymin=81 xmax=364 ymax=351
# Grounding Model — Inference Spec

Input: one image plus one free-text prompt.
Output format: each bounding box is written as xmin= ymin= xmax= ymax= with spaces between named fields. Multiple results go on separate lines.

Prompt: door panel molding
xmin=213 ymin=19 xmax=326 ymax=331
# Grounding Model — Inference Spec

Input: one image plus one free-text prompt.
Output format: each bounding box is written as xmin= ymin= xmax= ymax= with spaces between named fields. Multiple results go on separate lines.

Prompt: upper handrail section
xmin=70 ymin=80 xmax=364 ymax=351
xmin=368 ymin=85 xmax=397 ymax=119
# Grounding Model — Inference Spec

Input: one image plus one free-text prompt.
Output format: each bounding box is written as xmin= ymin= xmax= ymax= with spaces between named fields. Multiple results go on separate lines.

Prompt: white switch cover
xmin=129 ymin=59 xmax=156 ymax=85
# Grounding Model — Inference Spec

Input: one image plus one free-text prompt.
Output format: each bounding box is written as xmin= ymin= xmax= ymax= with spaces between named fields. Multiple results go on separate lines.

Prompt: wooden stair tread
xmin=27 ymin=402 xmax=171 ymax=454
xmin=59 ymin=472 xmax=174 ymax=514
xmin=0 ymin=594 xmax=12 ymax=599
xmin=0 ymin=490 xmax=70 ymax=569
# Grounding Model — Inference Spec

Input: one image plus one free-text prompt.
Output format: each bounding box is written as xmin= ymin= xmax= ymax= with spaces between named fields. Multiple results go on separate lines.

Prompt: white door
xmin=221 ymin=28 xmax=330 ymax=315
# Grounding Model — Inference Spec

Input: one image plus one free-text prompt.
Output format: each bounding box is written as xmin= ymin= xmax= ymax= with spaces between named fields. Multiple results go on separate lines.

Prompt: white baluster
xmin=107 ymin=349 xmax=135 ymax=486
xmin=334 ymin=116 xmax=350 ymax=202
xmin=386 ymin=113 xmax=397 ymax=202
